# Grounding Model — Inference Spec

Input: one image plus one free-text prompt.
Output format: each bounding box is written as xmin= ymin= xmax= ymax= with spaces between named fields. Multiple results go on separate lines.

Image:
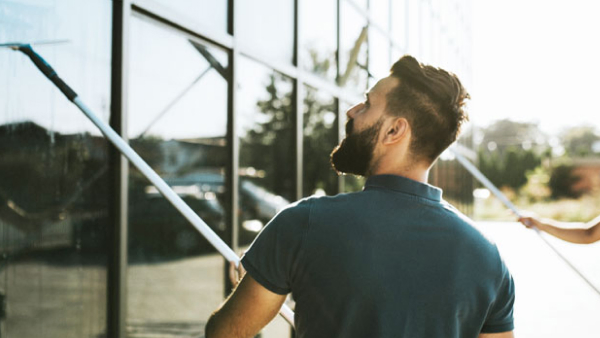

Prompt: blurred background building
xmin=0 ymin=0 xmax=474 ymax=337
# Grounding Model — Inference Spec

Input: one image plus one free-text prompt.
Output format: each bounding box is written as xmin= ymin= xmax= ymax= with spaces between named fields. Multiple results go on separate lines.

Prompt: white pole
xmin=73 ymin=97 xmax=296 ymax=326
xmin=449 ymin=146 xmax=600 ymax=296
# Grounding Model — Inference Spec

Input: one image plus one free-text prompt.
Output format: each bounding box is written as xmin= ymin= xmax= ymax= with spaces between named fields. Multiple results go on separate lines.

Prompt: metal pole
xmin=449 ymin=146 xmax=600 ymax=297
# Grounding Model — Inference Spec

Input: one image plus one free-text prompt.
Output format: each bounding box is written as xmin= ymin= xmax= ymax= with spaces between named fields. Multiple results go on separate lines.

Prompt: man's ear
xmin=382 ymin=117 xmax=409 ymax=145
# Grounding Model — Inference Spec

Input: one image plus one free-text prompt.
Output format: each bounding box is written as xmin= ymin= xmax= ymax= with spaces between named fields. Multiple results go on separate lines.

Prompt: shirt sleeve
xmin=241 ymin=198 xmax=311 ymax=295
xmin=481 ymin=260 xmax=516 ymax=333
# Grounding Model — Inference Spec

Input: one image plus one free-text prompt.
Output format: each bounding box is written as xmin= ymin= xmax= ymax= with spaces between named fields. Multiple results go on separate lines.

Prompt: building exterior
xmin=0 ymin=0 xmax=473 ymax=337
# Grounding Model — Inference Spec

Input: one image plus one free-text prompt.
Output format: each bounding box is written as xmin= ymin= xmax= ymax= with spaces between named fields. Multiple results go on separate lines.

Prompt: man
xmin=205 ymin=55 xmax=515 ymax=338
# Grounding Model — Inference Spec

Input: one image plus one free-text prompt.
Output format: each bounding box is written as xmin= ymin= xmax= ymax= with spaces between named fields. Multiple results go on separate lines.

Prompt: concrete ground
xmin=2 ymin=222 xmax=600 ymax=337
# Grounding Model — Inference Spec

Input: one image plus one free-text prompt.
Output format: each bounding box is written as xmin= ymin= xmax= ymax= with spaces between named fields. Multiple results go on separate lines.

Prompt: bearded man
xmin=205 ymin=55 xmax=515 ymax=338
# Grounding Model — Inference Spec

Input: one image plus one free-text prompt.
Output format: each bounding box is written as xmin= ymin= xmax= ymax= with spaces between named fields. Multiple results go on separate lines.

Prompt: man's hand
xmin=229 ymin=261 xmax=247 ymax=289
xmin=206 ymin=270 xmax=287 ymax=338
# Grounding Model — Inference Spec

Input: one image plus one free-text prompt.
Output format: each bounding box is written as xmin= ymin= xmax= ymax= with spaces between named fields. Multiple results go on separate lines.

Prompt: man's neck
xmin=368 ymin=165 xmax=430 ymax=183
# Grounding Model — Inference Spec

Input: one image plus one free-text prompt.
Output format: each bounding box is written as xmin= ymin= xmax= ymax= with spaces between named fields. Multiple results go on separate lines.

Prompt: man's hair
xmin=387 ymin=55 xmax=469 ymax=163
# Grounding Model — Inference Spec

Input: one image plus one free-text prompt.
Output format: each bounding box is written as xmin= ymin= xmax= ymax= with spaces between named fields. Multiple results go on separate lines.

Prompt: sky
xmin=472 ymin=0 xmax=600 ymax=135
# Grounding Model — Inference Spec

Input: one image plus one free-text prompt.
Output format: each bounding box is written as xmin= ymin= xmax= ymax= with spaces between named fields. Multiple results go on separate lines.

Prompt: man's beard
xmin=330 ymin=118 xmax=382 ymax=176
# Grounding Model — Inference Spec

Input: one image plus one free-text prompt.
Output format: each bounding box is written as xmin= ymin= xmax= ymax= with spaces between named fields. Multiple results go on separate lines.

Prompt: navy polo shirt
xmin=241 ymin=174 xmax=515 ymax=338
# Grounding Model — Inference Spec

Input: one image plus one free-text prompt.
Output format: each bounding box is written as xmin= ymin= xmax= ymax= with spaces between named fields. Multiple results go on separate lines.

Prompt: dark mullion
xmin=108 ymin=1 xmax=131 ymax=337
xmin=295 ymin=0 xmax=303 ymax=201
xmin=225 ymin=0 xmax=240 ymax=297
xmin=336 ymin=0 xmax=345 ymax=192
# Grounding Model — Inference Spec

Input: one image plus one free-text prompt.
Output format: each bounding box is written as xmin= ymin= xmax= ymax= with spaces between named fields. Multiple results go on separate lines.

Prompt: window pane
xmin=370 ymin=0 xmax=390 ymax=31
xmin=368 ymin=27 xmax=391 ymax=82
xmin=339 ymin=2 xmax=369 ymax=92
xmin=128 ymin=16 xmax=229 ymax=334
xmin=407 ymin=0 xmax=421 ymax=56
xmin=391 ymin=0 xmax=407 ymax=49
xmin=303 ymin=85 xmax=338 ymax=196
xmin=237 ymin=0 xmax=294 ymax=65
xmin=237 ymin=56 xmax=295 ymax=338
xmin=0 ymin=1 xmax=111 ymax=337
xmin=300 ymin=0 xmax=337 ymax=82
xmin=152 ymin=0 xmax=228 ymax=32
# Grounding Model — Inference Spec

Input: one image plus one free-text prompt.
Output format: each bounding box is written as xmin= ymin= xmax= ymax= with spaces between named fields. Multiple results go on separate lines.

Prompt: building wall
xmin=0 ymin=0 xmax=473 ymax=337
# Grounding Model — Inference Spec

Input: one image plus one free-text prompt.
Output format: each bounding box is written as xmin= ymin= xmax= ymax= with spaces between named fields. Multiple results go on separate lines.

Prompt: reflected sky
xmin=0 ymin=0 xmax=112 ymax=134
xmin=128 ymin=15 xmax=228 ymax=140
xmin=300 ymin=0 xmax=337 ymax=81
xmin=152 ymin=0 xmax=228 ymax=32
xmin=237 ymin=0 xmax=294 ymax=64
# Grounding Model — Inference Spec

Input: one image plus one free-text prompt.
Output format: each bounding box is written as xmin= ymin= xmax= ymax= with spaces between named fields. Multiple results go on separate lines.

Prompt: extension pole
xmin=450 ymin=146 xmax=600 ymax=297
xmin=9 ymin=43 xmax=296 ymax=326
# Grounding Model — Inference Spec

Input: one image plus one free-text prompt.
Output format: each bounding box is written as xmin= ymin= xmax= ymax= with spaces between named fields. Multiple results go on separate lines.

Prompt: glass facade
xmin=237 ymin=57 xmax=295 ymax=245
xmin=303 ymin=85 xmax=338 ymax=196
xmin=0 ymin=0 xmax=473 ymax=337
xmin=0 ymin=1 xmax=112 ymax=337
xmin=126 ymin=15 xmax=229 ymax=335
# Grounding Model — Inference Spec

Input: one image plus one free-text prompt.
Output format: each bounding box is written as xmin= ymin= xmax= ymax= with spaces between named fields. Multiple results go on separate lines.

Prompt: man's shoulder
xmin=440 ymin=201 xmax=503 ymax=258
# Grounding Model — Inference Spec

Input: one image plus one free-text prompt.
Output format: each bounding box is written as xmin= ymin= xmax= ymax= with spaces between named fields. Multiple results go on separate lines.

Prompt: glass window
xmin=300 ymin=0 xmax=337 ymax=82
xmin=303 ymin=85 xmax=338 ymax=196
xmin=339 ymin=2 xmax=369 ymax=92
xmin=152 ymin=0 xmax=228 ymax=32
xmin=370 ymin=0 xmax=390 ymax=32
xmin=237 ymin=56 xmax=295 ymax=338
xmin=368 ymin=27 xmax=391 ymax=83
xmin=237 ymin=0 xmax=294 ymax=65
xmin=407 ymin=0 xmax=421 ymax=56
xmin=0 ymin=1 xmax=111 ymax=337
xmin=420 ymin=1 xmax=433 ymax=63
xmin=391 ymin=0 xmax=407 ymax=49
xmin=127 ymin=15 xmax=229 ymax=332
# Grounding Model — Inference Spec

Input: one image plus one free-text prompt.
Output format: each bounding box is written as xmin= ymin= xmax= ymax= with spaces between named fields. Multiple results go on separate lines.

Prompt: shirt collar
xmin=363 ymin=174 xmax=442 ymax=202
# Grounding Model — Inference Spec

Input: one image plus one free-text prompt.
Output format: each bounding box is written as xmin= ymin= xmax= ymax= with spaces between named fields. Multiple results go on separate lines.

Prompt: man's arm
xmin=205 ymin=273 xmax=287 ymax=338
xmin=478 ymin=332 xmax=514 ymax=338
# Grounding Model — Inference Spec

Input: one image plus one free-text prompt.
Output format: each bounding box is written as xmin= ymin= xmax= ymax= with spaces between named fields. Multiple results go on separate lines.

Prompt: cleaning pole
xmin=6 ymin=43 xmax=296 ymax=326
xmin=450 ymin=145 xmax=600 ymax=297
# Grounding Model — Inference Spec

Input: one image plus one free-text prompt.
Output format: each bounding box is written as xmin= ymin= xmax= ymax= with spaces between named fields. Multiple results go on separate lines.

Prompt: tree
xmin=561 ymin=126 xmax=600 ymax=158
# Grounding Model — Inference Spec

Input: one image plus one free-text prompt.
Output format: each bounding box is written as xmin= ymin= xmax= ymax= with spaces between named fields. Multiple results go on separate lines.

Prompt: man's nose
xmin=346 ymin=103 xmax=363 ymax=119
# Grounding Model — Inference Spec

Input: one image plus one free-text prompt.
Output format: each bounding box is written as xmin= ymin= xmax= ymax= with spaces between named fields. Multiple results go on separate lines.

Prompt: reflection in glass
xmin=392 ymin=0 xmax=407 ymax=49
xmin=237 ymin=56 xmax=295 ymax=338
xmin=339 ymin=2 xmax=369 ymax=92
xmin=300 ymin=0 xmax=337 ymax=82
xmin=303 ymin=85 xmax=338 ymax=196
xmin=407 ymin=0 xmax=421 ymax=56
xmin=128 ymin=16 xmax=229 ymax=335
xmin=0 ymin=1 xmax=111 ymax=337
xmin=370 ymin=0 xmax=390 ymax=31
xmin=153 ymin=0 xmax=228 ymax=32
xmin=237 ymin=0 xmax=294 ymax=64
xmin=368 ymin=27 xmax=391 ymax=83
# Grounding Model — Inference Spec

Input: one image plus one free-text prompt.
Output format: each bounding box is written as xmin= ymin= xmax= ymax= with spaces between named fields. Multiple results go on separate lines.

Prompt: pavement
xmin=2 ymin=222 xmax=599 ymax=337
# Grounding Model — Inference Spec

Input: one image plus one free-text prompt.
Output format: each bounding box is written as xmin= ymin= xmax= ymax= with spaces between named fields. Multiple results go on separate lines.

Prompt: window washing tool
xmin=2 ymin=42 xmax=296 ymax=326
xmin=450 ymin=144 xmax=600 ymax=297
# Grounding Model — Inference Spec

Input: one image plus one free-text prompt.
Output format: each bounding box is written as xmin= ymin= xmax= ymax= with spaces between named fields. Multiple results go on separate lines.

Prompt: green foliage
xmin=478 ymin=146 xmax=541 ymax=190
xmin=518 ymin=166 xmax=551 ymax=202
xmin=560 ymin=126 xmax=600 ymax=157
xmin=548 ymin=164 xmax=582 ymax=199
xmin=240 ymin=73 xmax=295 ymax=199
